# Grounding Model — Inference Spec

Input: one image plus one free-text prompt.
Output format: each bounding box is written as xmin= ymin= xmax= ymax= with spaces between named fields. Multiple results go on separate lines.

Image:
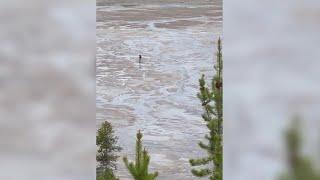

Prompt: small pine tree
xmin=280 ymin=118 xmax=320 ymax=180
xmin=97 ymin=168 xmax=118 ymax=180
xmin=96 ymin=121 xmax=122 ymax=179
xmin=189 ymin=38 xmax=223 ymax=180
xmin=123 ymin=130 xmax=159 ymax=180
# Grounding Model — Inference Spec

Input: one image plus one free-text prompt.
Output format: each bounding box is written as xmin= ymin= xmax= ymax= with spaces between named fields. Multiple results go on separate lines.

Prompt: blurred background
xmin=0 ymin=0 xmax=95 ymax=179
xmin=225 ymin=0 xmax=320 ymax=179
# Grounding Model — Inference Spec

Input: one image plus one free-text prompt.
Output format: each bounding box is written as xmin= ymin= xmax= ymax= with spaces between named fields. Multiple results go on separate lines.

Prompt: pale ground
xmin=96 ymin=0 xmax=222 ymax=179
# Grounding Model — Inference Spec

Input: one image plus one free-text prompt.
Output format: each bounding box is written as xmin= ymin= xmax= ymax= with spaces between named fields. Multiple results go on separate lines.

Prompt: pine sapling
xmin=189 ymin=38 xmax=223 ymax=180
xmin=280 ymin=118 xmax=320 ymax=180
xmin=96 ymin=121 xmax=122 ymax=179
xmin=123 ymin=130 xmax=159 ymax=180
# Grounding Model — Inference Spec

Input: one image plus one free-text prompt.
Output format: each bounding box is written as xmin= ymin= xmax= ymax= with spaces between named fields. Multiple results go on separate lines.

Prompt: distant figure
xmin=139 ymin=55 xmax=142 ymax=63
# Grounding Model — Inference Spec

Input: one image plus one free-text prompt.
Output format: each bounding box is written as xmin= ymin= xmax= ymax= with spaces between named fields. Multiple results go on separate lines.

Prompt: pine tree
xmin=97 ymin=168 xmax=118 ymax=180
xmin=123 ymin=130 xmax=159 ymax=180
xmin=280 ymin=118 xmax=320 ymax=180
xmin=189 ymin=38 xmax=223 ymax=180
xmin=96 ymin=121 xmax=122 ymax=179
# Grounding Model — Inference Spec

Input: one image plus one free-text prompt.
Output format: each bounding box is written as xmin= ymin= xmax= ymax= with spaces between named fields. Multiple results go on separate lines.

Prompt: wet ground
xmin=96 ymin=1 xmax=222 ymax=179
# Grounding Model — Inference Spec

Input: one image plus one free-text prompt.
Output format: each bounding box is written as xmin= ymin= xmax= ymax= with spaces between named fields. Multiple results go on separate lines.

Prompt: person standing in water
xmin=139 ymin=54 xmax=142 ymax=64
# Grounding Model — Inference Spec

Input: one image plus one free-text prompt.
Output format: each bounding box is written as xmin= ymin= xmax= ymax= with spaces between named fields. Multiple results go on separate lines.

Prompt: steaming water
xmin=96 ymin=1 xmax=222 ymax=179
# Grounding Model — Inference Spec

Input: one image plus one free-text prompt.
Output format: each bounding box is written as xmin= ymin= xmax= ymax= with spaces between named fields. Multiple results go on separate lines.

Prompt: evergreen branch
xmin=189 ymin=157 xmax=212 ymax=166
xmin=191 ymin=168 xmax=212 ymax=177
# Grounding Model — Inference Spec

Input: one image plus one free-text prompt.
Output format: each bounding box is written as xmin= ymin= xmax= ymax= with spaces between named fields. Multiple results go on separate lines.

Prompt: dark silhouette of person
xmin=139 ymin=55 xmax=142 ymax=63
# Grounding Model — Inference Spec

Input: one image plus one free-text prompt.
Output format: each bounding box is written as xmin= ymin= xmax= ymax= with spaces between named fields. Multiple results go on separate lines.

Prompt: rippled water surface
xmin=96 ymin=1 xmax=222 ymax=179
